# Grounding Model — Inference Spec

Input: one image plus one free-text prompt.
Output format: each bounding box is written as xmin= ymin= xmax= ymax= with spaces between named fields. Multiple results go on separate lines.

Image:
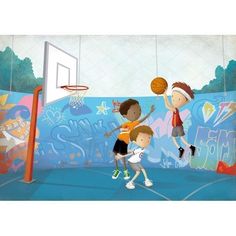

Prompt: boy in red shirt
xmin=163 ymin=82 xmax=196 ymax=158
xmin=105 ymin=99 xmax=155 ymax=179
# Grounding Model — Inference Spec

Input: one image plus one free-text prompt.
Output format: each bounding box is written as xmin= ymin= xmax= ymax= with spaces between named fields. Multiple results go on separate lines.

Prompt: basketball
xmin=150 ymin=77 xmax=168 ymax=95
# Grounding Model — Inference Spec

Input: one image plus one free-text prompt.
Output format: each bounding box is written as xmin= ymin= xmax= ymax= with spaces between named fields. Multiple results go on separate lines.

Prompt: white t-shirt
xmin=128 ymin=148 xmax=145 ymax=163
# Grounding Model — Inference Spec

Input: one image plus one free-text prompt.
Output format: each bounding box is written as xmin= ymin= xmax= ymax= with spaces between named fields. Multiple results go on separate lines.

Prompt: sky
xmin=0 ymin=35 xmax=236 ymax=97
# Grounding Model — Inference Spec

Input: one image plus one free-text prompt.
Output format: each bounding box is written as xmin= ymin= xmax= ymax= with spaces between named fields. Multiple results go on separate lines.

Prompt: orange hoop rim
xmin=60 ymin=85 xmax=89 ymax=92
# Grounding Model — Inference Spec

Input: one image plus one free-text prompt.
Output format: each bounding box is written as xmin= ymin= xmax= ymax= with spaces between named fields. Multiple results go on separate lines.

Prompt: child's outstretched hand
xmin=163 ymin=87 xmax=168 ymax=95
xmin=104 ymin=132 xmax=112 ymax=138
xmin=150 ymin=105 xmax=155 ymax=113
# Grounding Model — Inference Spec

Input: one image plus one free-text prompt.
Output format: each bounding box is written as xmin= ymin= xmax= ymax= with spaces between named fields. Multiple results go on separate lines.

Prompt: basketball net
xmin=69 ymin=89 xmax=88 ymax=109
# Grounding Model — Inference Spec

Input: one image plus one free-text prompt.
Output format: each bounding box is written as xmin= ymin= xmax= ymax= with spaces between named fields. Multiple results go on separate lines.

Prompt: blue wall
xmin=0 ymin=90 xmax=235 ymax=174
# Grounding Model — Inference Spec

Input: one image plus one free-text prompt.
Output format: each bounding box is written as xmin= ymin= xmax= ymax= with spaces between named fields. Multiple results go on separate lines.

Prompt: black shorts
xmin=113 ymin=139 xmax=128 ymax=155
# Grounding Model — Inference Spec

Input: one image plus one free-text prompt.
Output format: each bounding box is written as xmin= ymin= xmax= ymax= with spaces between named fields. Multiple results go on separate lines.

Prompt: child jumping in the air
xmin=116 ymin=125 xmax=154 ymax=189
xmin=105 ymin=99 xmax=155 ymax=180
xmin=163 ymin=82 xmax=196 ymax=158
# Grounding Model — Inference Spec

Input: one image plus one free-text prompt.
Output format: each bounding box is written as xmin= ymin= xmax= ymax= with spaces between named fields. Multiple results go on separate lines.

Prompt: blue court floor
xmin=0 ymin=167 xmax=235 ymax=200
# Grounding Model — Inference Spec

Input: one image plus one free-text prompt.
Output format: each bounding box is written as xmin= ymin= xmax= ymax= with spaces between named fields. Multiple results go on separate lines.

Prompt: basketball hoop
xmin=61 ymin=85 xmax=89 ymax=108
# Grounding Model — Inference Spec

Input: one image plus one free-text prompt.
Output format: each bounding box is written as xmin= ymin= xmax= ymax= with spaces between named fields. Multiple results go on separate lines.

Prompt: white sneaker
xmin=144 ymin=179 xmax=153 ymax=187
xmin=126 ymin=181 xmax=135 ymax=189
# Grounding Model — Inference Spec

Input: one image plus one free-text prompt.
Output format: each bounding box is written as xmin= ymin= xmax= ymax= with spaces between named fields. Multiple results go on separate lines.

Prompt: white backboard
xmin=42 ymin=42 xmax=78 ymax=106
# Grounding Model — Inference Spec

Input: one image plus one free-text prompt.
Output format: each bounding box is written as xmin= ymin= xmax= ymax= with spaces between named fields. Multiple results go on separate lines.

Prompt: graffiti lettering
xmin=214 ymin=102 xmax=236 ymax=127
xmin=191 ymin=126 xmax=236 ymax=170
xmin=36 ymin=118 xmax=114 ymax=166
xmin=112 ymin=100 xmax=121 ymax=113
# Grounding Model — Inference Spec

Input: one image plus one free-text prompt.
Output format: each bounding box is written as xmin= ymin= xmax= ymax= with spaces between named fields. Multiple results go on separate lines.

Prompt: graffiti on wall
xmin=0 ymin=90 xmax=236 ymax=174
xmin=0 ymin=93 xmax=40 ymax=173
xmin=36 ymin=118 xmax=117 ymax=168
xmin=96 ymin=101 xmax=110 ymax=115
xmin=190 ymin=100 xmax=236 ymax=170
xmin=213 ymin=101 xmax=236 ymax=127
xmin=112 ymin=100 xmax=121 ymax=113
xmin=191 ymin=126 xmax=236 ymax=170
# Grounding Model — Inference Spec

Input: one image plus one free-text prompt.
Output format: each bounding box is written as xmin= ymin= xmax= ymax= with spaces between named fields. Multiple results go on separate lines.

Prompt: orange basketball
xmin=150 ymin=77 xmax=168 ymax=95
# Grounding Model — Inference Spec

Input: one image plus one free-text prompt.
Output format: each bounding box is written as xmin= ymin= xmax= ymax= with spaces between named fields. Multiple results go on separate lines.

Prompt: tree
xmin=194 ymin=60 xmax=236 ymax=94
xmin=0 ymin=47 xmax=44 ymax=93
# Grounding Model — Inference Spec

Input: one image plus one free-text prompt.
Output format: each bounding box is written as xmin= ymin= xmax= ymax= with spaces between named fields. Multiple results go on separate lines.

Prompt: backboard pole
xmin=23 ymin=85 xmax=42 ymax=183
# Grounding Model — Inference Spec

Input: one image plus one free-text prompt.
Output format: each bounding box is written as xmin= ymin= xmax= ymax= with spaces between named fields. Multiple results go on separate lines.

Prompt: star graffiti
xmin=96 ymin=101 xmax=110 ymax=115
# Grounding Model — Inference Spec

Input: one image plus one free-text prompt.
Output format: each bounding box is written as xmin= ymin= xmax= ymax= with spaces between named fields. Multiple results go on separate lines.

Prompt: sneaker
xmin=189 ymin=145 xmax=196 ymax=156
xmin=112 ymin=169 xmax=121 ymax=179
xmin=123 ymin=169 xmax=130 ymax=180
xmin=126 ymin=181 xmax=135 ymax=189
xmin=178 ymin=147 xmax=185 ymax=159
xmin=144 ymin=179 xmax=153 ymax=187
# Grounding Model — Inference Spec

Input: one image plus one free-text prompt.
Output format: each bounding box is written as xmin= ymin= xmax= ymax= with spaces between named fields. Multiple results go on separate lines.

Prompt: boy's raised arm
xmin=104 ymin=125 xmax=123 ymax=137
xmin=138 ymin=105 xmax=155 ymax=123
xmin=163 ymin=91 xmax=176 ymax=112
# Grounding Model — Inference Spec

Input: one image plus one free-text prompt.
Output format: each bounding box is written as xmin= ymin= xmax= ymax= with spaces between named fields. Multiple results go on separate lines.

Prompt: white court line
xmin=135 ymin=183 xmax=171 ymax=201
xmin=0 ymin=176 xmax=22 ymax=188
xmin=182 ymin=177 xmax=234 ymax=200
xmin=85 ymin=168 xmax=171 ymax=201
